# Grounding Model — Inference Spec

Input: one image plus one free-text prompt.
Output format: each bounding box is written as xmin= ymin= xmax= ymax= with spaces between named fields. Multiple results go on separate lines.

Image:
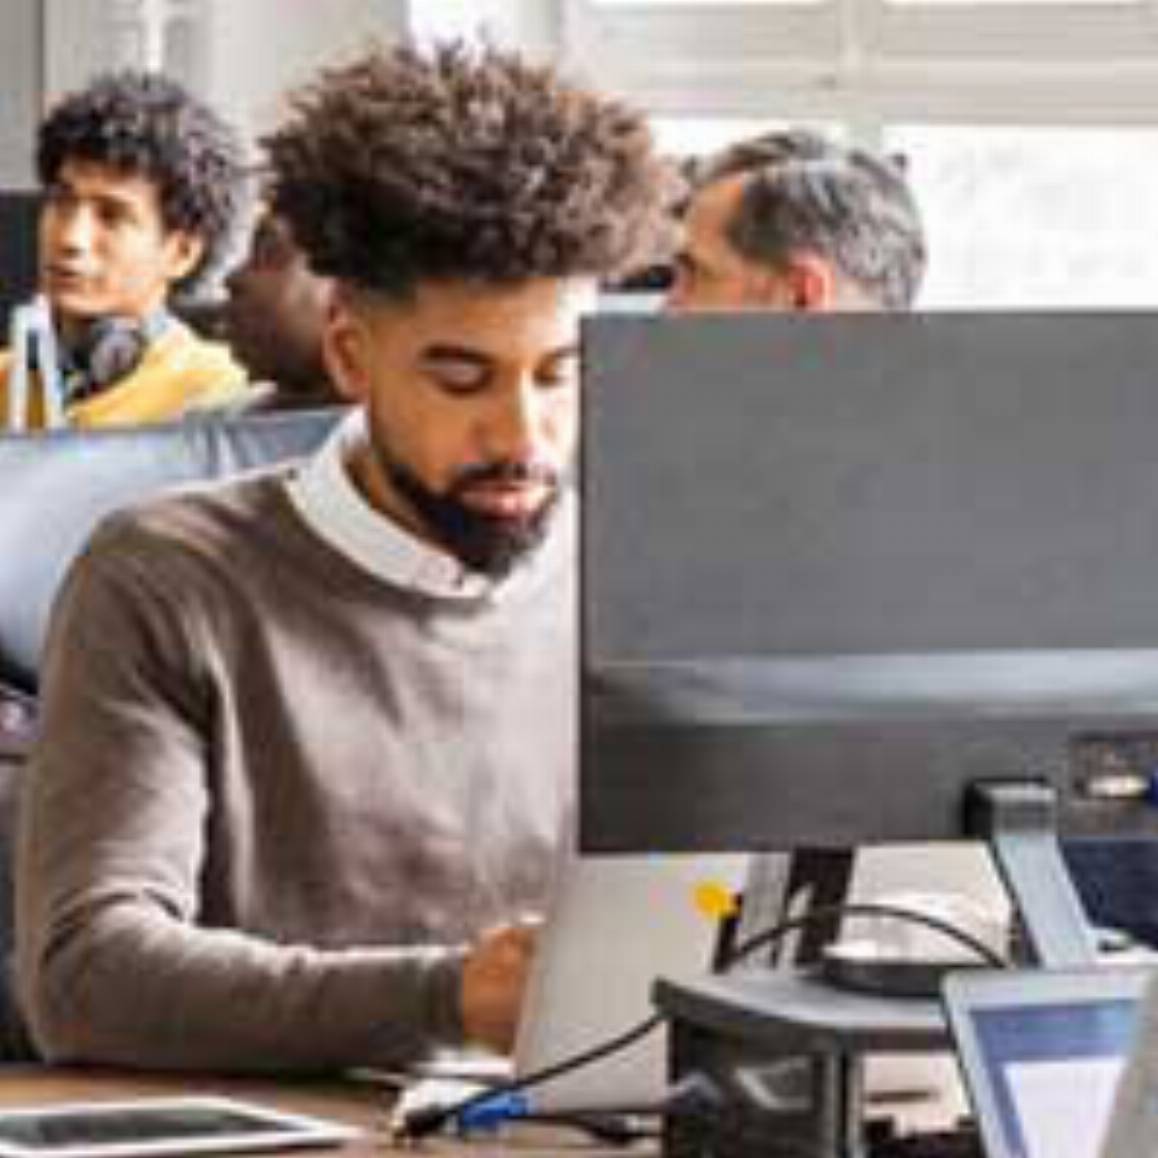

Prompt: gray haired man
xmin=667 ymin=129 xmax=926 ymax=312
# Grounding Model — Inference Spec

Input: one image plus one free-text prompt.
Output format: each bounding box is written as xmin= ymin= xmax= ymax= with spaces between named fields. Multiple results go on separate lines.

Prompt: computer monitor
xmin=0 ymin=191 xmax=39 ymax=327
xmin=580 ymin=312 xmax=1158 ymax=866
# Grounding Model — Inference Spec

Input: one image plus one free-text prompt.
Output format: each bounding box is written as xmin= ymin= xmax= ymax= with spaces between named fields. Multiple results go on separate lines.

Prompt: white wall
xmin=45 ymin=0 xmax=154 ymax=109
xmin=40 ymin=0 xmax=408 ymax=164
xmin=0 ymin=0 xmax=41 ymax=187
xmin=204 ymin=0 xmax=407 ymax=157
xmin=408 ymin=0 xmax=560 ymax=61
xmin=8 ymin=1 xmax=563 ymax=184
xmin=202 ymin=0 xmax=562 ymax=158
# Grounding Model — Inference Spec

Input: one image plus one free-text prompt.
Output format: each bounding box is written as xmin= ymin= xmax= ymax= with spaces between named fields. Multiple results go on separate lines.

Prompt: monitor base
xmin=820 ymin=944 xmax=986 ymax=1000
xmin=654 ymin=967 xmax=947 ymax=1158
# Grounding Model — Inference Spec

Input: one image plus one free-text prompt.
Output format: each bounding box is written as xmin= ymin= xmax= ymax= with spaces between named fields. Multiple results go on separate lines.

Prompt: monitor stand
xmin=652 ymin=777 xmax=1097 ymax=1158
xmin=963 ymin=779 xmax=1098 ymax=967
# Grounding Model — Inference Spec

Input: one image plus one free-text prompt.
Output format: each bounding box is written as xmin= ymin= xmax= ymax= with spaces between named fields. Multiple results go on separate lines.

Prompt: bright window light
xmin=886 ymin=0 xmax=1128 ymax=5
xmin=650 ymin=117 xmax=839 ymax=158
xmin=890 ymin=125 xmax=1158 ymax=308
xmin=589 ymin=0 xmax=820 ymax=6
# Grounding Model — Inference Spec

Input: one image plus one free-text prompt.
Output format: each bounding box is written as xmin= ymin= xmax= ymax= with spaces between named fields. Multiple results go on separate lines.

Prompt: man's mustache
xmin=452 ymin=460 xmax=560 ymax=491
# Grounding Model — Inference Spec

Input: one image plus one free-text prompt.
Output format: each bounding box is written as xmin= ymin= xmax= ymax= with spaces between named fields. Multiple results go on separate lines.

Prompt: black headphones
xmin=62 ymin=311 xmax=171 ymax=401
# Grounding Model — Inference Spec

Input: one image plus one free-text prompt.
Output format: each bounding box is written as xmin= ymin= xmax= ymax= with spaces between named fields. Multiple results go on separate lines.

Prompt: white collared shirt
xmin=286 ymin=408 xmax=564 ymax=602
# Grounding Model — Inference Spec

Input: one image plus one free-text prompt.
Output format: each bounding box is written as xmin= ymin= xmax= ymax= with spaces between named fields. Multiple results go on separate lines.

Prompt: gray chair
xmin=0 ymin=407 xmax=342 ymax=1056
xmin=0 ymin=408 xmax=341 ymax=696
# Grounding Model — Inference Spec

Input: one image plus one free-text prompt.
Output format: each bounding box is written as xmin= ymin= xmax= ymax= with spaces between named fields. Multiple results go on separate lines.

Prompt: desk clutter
xmin=0 ymin=1095 xmax=357 ymax=1157
xmin=867 ymin=1120 xmax=983 ymax=1158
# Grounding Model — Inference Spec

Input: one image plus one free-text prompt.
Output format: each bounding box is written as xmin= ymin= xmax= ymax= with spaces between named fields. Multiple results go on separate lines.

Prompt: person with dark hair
xmin=224 ymin=206 xmax=339 ymax=410
xmin=667 ymin=128 xmax=926 ymax=312
xmin=0 ymin=70 xmax=251 ymax=428
xmin=16 ymin=43 xmax=673 ymax=1072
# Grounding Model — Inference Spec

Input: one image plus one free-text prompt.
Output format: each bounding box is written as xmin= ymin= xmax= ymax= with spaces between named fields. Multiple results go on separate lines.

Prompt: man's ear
xmin=164 ymin=231 xmax=206 ymax=285
xmin=323 ymin=303 xmax=370 ymax=403
xmin=781 ymin=253 xmax=837 ymax=312
xmin=746 ymin=254 xmax=837 ymax=312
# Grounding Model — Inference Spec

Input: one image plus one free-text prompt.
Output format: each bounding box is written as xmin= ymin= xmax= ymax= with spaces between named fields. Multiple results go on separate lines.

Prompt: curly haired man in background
xmin=16 ymin=42 xmax=674 ymax=1072
xmin=0 ymin=71 xmax=250 ymax=428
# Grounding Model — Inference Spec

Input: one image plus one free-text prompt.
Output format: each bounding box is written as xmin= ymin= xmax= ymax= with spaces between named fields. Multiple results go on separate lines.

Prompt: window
xmin=561 ymin=0 xmax=1158 ymax=305
xmin=565 ymin=0 xmax=1158 ymax=97
xmin=590 ymin=0 xmax=821 ymax=6
xmin=593 ymin=0 xmax=1127 ymax=4
xmin=887 ymin=0 xmax=1128 ymax=6
xmin=651 ymin=117 xmax=823 ymax=156
xmin=892 ymin=125 xmax=1158 ymax=307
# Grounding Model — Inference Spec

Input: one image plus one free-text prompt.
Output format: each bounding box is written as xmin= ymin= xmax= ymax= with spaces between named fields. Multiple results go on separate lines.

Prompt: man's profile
xmin=668 ymin=128 xmax=926 ymax=313
xmin=0 ymin=71 xmax=251 ymax=429
xmin=224 ymin=207 xmax=339 ymax=411
xmin=16 ymin=43 xmax=673 ymax=1072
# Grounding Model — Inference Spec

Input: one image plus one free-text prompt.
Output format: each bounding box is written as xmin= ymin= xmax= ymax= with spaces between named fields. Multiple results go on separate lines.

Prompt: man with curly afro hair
xmin=17 ymin=43 xmax=675 ymax=1072
xmin=1 ymin=70 xmax=253 ymax=428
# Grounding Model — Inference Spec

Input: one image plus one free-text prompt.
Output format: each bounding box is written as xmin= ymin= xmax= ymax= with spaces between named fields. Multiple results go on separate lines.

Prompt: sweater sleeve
xmin=15 ymin=518 xmax=466 ymax=1073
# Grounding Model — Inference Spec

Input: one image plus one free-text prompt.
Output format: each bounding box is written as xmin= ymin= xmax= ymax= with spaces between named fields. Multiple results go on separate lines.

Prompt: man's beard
xmin=384 ymin=454 xmax=561 ymax=580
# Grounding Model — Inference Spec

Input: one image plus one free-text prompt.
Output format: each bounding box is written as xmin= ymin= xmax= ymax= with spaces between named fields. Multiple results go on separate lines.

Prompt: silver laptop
xmin=512 ymin=851 xmax=747 ymax=1113
xmin=943 ymin=966 xmax=1154 ymax=1158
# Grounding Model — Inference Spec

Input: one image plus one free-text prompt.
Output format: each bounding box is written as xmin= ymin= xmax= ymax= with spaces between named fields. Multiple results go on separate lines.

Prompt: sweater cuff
xmin=424 ymin=947 xmax=467 ymax=1049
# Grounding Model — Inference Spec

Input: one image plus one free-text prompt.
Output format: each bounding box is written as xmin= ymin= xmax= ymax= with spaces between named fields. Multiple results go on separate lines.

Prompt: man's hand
xmin=460 ymin=921 xmax=538 ymax=1054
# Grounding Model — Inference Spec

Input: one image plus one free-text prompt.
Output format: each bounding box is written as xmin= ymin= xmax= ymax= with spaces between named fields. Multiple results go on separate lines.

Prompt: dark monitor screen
xmin=580 ymin=312 xmax=1158 ymax=853
xmin=0 ymin=191 xmax=40 ymax=328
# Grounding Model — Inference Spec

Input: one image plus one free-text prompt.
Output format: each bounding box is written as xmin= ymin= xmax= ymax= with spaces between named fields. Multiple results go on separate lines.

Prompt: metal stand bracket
xmin=964 ymin=778 xmax=1098 ymax=968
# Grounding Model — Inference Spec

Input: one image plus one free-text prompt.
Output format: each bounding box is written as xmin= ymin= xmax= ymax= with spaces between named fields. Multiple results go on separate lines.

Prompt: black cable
xmin=723 ymin=900 xmax=1008 ymax=972
xmin=393 ymin=1012 xmax=663 ymax=1141
xmin=394 ymin=898 xmax=1006 ymax=1142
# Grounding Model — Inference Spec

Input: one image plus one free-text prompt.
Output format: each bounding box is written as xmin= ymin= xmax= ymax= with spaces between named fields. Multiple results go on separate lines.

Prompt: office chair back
xmin=0 ymin=408 xmax=341 ymax=695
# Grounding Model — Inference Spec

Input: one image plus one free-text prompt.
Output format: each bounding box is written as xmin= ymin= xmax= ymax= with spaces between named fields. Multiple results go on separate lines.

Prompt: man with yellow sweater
xmin=1 ymin=72 xmax=251 ymax=429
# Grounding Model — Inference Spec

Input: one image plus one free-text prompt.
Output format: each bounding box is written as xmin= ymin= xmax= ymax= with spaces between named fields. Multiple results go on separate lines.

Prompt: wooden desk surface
xmin=0 ymin=1066 xmax=649 ymax=1157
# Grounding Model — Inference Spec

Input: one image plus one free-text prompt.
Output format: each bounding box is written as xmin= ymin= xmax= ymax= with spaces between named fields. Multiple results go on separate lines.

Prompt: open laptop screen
xmin=512 ymin=852 xmax=746 ymax=1113
xmin=943 ymin=969 xmax=1148 ymax=1158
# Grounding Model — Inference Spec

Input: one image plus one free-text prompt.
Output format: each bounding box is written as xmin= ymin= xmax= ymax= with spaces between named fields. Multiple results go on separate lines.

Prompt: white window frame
xmin=561 ymin=1 xmax=1158 ymax=131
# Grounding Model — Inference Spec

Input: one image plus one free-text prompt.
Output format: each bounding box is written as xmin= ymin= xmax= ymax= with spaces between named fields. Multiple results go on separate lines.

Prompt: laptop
xmin=942 ymin=966 xmax=1154 ymax=1158
xmin=510 ymin=851 xmax=747 ymax=1113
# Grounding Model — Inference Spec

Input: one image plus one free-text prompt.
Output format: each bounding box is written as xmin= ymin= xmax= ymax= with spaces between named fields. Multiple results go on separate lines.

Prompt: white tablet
xmin=0 ymin=1095 xmax=358 ymax=1158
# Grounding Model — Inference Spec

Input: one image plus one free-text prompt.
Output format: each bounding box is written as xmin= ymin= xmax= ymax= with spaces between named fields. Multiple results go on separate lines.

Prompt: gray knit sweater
xmin=15 ymin=468 xmax=575 ymax=1072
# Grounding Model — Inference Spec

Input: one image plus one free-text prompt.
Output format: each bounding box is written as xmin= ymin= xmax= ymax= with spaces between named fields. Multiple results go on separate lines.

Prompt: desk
xmin=0 ymin=1067 xmax=641 ymax=1157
